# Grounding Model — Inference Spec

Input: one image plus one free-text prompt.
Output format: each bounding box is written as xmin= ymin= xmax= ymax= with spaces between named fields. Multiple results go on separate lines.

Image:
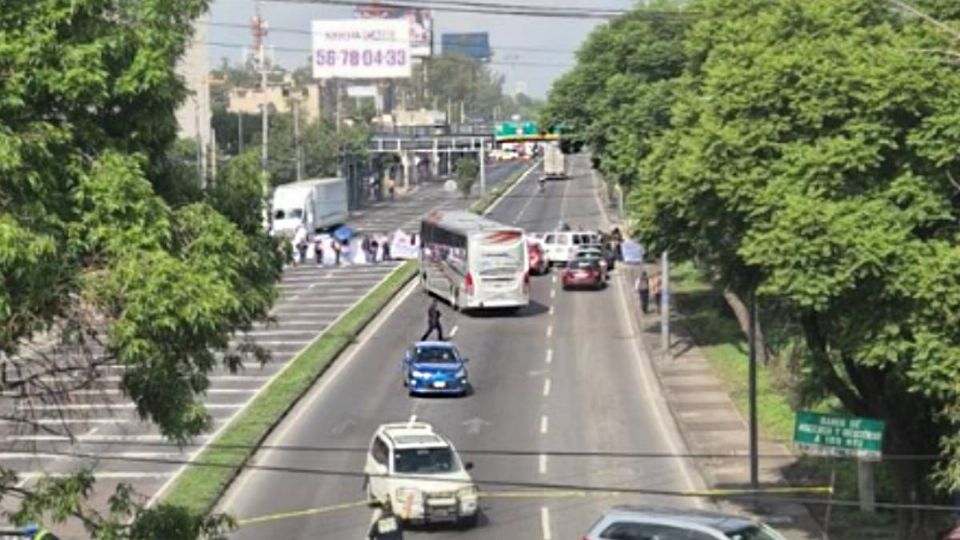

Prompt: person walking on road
xmin=315 ymin=236 xmax=324 ymax=266
xmin=367 ymin=505 xmax=403 ymax=540
xmin=634 ymin=271 xmax=651 ymax=314
xmin=382 ymin=233 xmax=392 ymax=261
xmin=332 ymin=239 xmax=342 ymax=266
xmin=387 ymin=176 xmax=396 ymax=201
xmin=421 ymin=299 xmax=444 ymax=341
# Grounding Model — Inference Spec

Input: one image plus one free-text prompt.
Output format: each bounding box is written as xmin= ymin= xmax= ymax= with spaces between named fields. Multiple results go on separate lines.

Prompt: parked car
xmin=364 ymin=421 xmax=479 ymax=527
xmin=527 ymin=240 xmax=548 ymax=275
xmin=582 ymin=506 xmax=789 ymax=540
xmin=561 ymin=259 xmax=605 ymax=290
xmin=402 ymin=342 xmax=470 ymax=396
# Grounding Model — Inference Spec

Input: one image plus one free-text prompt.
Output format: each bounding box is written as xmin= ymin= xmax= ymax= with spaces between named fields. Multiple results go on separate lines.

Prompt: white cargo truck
xmin=270 ymin=177 xmax=349 ymax=237
xmin=543 ymin=144 xmax=567 ymax=179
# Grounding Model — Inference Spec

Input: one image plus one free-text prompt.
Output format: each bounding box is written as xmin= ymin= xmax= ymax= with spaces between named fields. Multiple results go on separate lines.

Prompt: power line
xmin=199 ymin=20 xmax=577 ymax=55
xmin=206 ymin=40 xmax=574 ymax=68
xmin=1 ymin=439 xmax=943 ymax=461
xmin=5 ymin=447 xmax=958 ymax=512
xmin=260 ymin=0 xmax=697 ymax=20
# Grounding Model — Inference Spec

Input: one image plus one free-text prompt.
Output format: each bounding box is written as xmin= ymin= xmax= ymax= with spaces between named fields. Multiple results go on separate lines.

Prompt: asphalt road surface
xmin=220 ymin=155 xmax=705 ymax=540
xmin=0 ymin=160 xmax=526 ymax=533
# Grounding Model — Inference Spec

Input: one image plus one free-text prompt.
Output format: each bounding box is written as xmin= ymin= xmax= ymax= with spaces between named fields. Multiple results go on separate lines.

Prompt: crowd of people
xmin=288 ymin=227 xmax=420 ymax=267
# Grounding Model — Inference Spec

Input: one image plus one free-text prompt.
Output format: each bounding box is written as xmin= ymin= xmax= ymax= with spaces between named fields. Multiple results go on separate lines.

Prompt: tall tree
xmin=0 ymin=0 xmax=280 ymax=535
xmin=628 ymin=1 xmax=960 ymax=537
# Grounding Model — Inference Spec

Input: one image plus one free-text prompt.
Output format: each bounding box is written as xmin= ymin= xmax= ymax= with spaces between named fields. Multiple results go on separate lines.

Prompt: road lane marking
xmin=545 ymin=349 xmax=553 ymax=365
xmin=541 ymin=507 xmax=552 ymax=540
xmin=450 ymin=325 xmax=459 ymax=337
xmin=161 ymin=266 xmax=413 ymax=510
xmin=236 ymin=500 xmax=369 ymax=527
xmin=18 ymin=403 xmax=243 ymax=412
xmin=539 ymin=454 xmax=547 ymax=474
xmin=483 ymin=161 xmax=542 ymax=216
xmin=543 ymin=378 xmax=551 ymax=397
xmin=552 ymin=274 xmax=557 ymax=284
xmin=548 ymin=305 xmax=554 ymax=316
xmin=219 ymin=280 xmax=419 ymax=513
xmin=550 ymin=289 xmax=556 ymax=299
xmin=540 ymin=415 xmax=549 ymax=435
xmin=546 ymin=325 xmax=553 ymax=338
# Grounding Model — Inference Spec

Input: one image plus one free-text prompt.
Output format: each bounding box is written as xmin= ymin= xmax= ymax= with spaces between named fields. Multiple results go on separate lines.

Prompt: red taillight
xmin=465 ymin=272 xmax=474 ymax=296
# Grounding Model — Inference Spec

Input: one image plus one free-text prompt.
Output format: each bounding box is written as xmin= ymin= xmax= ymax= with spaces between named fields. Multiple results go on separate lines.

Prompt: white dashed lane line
xmin=546 ymin=325 xmax=553 ymax=338
xmin=540 ymin=415 xmax=549 ymax=435
xmin=545 ymin=349 xmax=553 ymax=365
xmin=541 ymin=507 xmax=552 ymax=540
xmin=543 ymin=378 xmax=551 ymax=397
xmin=539 ymin=454 xmax=548 ymax=475
xmin=450 ymin=325 xmax=459 ymax=337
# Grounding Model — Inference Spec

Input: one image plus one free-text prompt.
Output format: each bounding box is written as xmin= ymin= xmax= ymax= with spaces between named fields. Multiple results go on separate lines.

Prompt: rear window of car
xmin=569 ymin=260 xmax=596 ymax=270
xmin=414 ymin=347 xmax=459 ymax=363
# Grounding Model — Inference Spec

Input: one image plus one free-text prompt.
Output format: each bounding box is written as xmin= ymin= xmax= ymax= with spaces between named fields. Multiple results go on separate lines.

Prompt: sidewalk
xmin=622 ymin=265 xmax=823 ymax=539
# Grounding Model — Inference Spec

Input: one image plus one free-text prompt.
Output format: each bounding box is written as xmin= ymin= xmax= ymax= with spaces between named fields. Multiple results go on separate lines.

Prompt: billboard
xmin=355 ymin=5 xmax=433 ymax=57
xmin=442 ymin=32 xmax=491 ymax=62
xmin=311 ymin=19 xmax=412 ymax=79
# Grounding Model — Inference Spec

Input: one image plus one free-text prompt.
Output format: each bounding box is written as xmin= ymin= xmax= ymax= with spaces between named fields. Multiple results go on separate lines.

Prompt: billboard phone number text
xmin=315 ymin=49 xmax=408 ymax=68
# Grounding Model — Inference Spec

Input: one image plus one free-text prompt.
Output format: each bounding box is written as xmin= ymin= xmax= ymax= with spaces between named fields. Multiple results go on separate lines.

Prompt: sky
xmin=206 ymin=0 xmax=638 ymax=98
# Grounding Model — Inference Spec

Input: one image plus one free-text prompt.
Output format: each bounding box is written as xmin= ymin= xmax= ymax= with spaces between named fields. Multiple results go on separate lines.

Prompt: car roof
xmin=604 ymin=506 xmax=759 ymax=533
xmin=413 ymin=341 xmax=455 ymax=349
xmin=378 ymin=422 xmax=449 ymax=449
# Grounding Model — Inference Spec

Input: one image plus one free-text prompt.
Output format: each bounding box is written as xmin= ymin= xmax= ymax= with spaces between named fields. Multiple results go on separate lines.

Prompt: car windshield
xmin=414 ymin=347 xmax=459 ymax=364
xmin=394 ymin=447 xmax=459 ymax=474
xmin=726 ymin=524 xmax=789 ymax=540
xmin=274 ymin=208 xmax=303 ymax=220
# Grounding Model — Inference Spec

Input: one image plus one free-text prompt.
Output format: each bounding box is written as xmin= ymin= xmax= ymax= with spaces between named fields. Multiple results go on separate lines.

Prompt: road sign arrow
xmin=462 ymin=417 xmax=492 ymax=435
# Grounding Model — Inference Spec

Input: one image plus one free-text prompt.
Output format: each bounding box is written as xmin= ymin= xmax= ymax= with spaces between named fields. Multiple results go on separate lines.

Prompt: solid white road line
xmin=218 ymin=280 xmax=420 ymax=512
xmin=483 ymin=161 xmax=541 ymax=216
xmin=540 ymin=415 xmax=549 ymax=435
xmin=151 ymin=262 xmax=408 ymax=509
xmin=18 ymin=403 xmax=243 ymax=412
xmin=541 ymin=507 xmax=553 ymax=540
xmin=5 ymin=434 xmax=188 ymax=443
xmin=539 ymin=454 xmax=547 ymax=475
xmin=543 ymin=378 xmax=551 ymax=397
xmin=450 ymin=325 xmax=459 ymax=337
xmin=546 ymin=325 xmax=553 ymax=338
xmin=244 ymin=330 xmax=321 ymax=337
xmin=18 ymin=471 xmax=174 ymax=480
xmin=0 ymin=451 xmax=186 ymax=460
xmin=545 ymin=349 xmax=553 ymax=365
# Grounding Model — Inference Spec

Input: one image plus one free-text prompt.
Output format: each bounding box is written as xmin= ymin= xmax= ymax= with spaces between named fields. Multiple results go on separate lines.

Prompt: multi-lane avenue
xmin=220 ymin=154 xmax=706 ymax=539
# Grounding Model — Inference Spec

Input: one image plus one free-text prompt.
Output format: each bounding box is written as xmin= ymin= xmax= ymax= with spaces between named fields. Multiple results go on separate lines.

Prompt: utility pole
xmin=661 ymin=251 xmax=671 ymax=359
xmin=237 ymin=113 xmax=244 ymax=154
xmin=749 ymin=294 xmax=759 ymax=491
xmin=252 ymin=4 xmax=269 ymax=172
xmin=291 ymin=89 xmax=302 ymax=182
xmin=478 ymin=145 xmax=486 ymax=196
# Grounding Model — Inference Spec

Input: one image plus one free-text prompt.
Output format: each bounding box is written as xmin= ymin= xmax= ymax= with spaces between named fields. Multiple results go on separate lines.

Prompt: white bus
xmin=419 ymin=211 xmax=530 ymax=312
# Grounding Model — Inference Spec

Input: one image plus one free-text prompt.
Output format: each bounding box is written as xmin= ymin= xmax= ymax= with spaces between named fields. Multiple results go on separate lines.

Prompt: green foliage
xmin=539 ymin=1 xmax=693 ymax=186
xmin=163 ymin=261 xmax=418 ymax=515
xmin=455 ymin=158 xmax=479 ymax=198
xmin=0 ymin=0 xmax=283 ymax=536
xmin=548 ymin=0 xmax=960 ymax=533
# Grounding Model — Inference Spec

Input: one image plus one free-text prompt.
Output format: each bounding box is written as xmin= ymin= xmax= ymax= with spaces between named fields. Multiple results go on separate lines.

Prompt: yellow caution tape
xmin=235 ymin=485 xmax=834 ymax=528
xmin=236 ymin=500 xmax=369 ymax=527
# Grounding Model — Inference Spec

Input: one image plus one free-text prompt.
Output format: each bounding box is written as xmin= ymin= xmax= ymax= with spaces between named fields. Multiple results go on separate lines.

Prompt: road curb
xmin=167 ymin=160 xmax=541 ymax=519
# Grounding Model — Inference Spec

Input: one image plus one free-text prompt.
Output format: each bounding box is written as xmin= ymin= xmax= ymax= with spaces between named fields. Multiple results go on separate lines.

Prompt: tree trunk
xmin=722 ymin=290 xmax=772 ymax=363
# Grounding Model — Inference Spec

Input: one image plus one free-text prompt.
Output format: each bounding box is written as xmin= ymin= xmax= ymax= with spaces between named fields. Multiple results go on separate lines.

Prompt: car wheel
xmin=459 ymin=513 xmax=479 ymax=529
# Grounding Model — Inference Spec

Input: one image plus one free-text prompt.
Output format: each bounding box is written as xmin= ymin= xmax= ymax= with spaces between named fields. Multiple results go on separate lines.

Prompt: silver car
xmin=583 ymin=506 xmax=789 ymax=540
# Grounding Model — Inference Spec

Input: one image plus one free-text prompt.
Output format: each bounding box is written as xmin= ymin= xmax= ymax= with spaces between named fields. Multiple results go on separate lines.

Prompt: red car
xmin=527 ymin=241 xmax=548 ymax=275
xmin=561 ymin=259 xmax=605 ymax=290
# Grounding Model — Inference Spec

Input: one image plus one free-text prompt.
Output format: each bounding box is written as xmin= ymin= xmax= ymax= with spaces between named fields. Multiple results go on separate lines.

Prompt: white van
xmin=364 ymin=422 xmax=479 ymax=527
xmin=540 ymin=231 xmax=602 ymax=265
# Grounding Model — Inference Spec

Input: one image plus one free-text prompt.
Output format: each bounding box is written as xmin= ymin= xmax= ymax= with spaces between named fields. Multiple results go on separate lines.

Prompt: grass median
xmin=470 ymin=159 xmax=539 ymax=214
xmin=163 ymin=260 xmax=418 ymax=515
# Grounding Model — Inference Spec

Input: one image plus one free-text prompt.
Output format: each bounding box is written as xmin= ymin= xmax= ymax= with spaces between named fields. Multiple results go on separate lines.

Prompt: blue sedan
xmin=403 ymin=341 xmax=470 ymax=396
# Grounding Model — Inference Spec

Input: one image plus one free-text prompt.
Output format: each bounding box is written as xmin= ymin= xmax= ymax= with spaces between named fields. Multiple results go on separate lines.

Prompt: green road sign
xmin=794 ymin=411 xmax=885 ymax=460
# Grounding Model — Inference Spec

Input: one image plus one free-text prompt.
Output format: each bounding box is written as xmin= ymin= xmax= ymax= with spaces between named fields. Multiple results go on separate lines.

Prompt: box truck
xmin=270 ymin=177 xmax=349 ymax=237
xmin=543 ymin=145 xmax=567 ymax=179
